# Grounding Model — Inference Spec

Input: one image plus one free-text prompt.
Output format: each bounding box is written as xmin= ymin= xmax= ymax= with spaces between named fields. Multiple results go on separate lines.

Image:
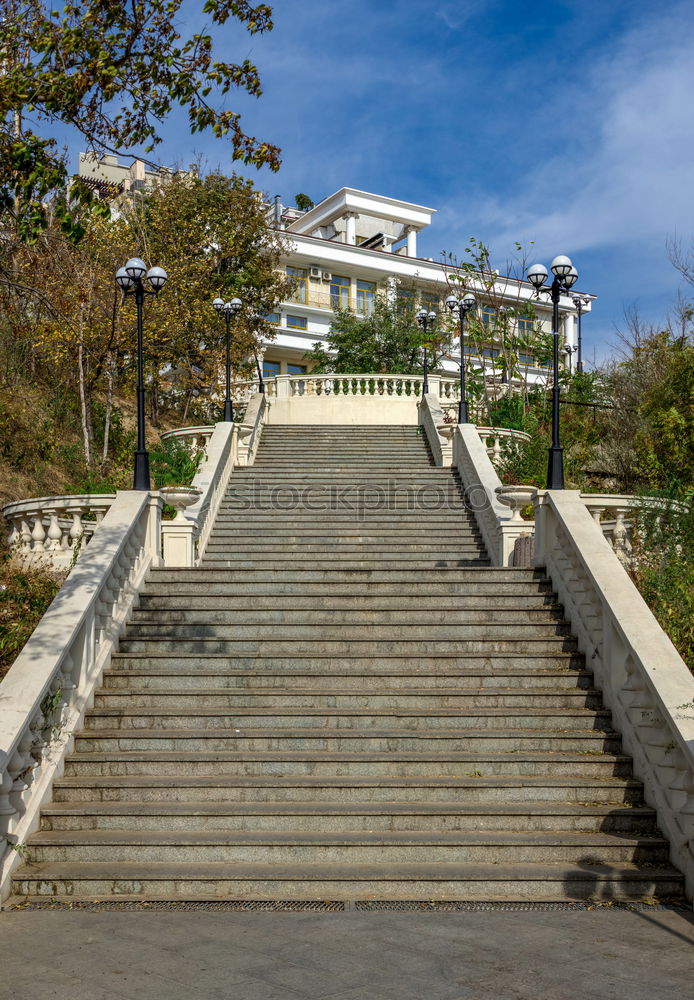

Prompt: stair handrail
xmin=534 ymin=489 xmax=694 ymax=898
xmin=0 ymin=490 xmax=162 ymax=899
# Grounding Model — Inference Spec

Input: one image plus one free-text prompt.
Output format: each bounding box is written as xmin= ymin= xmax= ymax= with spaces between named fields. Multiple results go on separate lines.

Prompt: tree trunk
xmin=101 ymin=351 xmax=114 ymax=471
xmin=77 ymin=330 xmax=93 ymax=468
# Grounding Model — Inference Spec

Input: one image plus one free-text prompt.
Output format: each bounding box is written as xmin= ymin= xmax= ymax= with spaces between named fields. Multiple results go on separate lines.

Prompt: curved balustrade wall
xmin=3 ymin=495 xmax=117 ymax=570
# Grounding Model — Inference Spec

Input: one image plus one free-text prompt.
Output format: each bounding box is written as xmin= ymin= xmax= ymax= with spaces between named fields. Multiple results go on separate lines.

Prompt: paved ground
xmin=0 ymin=906 xmax=692 ymax=999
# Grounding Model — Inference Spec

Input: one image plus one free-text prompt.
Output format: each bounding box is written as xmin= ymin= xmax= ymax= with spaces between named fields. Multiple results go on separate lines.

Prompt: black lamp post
xmin=572 ymin=294 xmax=590 ymax=373
xmin=116 ymin=257 xmax=167 ymax=490
xmin=416 ymin=308 xmax=437 ymax=395
xmin=526 ymin=255 xmax=578 ymax=490
xmin=212 ymin=296 xmax=243 ymax=421
xmin=445 ymin=292 xmax=476 ymax=423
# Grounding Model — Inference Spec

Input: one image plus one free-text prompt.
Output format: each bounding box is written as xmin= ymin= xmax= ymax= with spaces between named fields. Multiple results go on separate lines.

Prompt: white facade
xmin=261 ymin=187 xmax=594 ymax=380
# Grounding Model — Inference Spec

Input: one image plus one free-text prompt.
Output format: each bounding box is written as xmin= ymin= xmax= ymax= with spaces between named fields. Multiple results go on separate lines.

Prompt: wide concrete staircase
xmin=11 ymin=425 xmax=683 ymax=902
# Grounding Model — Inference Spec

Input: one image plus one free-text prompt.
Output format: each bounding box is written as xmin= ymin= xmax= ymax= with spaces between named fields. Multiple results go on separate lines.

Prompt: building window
xmin=482 ymin=347 xmax=500 ymax=359
xmin=481 ymin=307 xmax=497 ymax=330
xmin=286 ymin=266 xmax=308 ymax=304
xmin=420 ymin=292 xmax=439 ymax=313
xmin=397 ymin=287 xmax=416 ymax=313
xmin=518 ymin=352 xmax=534 ymax=366
xmin=356 ymin=279 xmax=376 ymax=315
xmin=330 ymin=274 xmax=350 ymax=310
xmin=517 ymin=316 xmax=534 ymax=336
xmin=287 ymin=363 xmax=307 ymax=375
xmin=263 ymin=360 xmax=281 ymax=378
xmin=263 ymin=312 xmax=281 ymax=325
xmin=286 ymin=314 xmax=308 ymax=330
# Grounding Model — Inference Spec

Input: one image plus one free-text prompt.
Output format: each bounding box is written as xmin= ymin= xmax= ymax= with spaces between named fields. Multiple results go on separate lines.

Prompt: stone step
xmin=147 ymin=567 xmax=544 ymax=581
xmin=136 ymin=594 xmax=560 ymax=611
xmin=142 ymin=581 xmax=554 ymax=596
xmin=12 ymin=861 xmax=683 ymax=901
xmin=121 ymin=622 xmax=572 ymax=640
xmin=198 ymin=558 xmax=492 ymax=570
xmin=116 ymin=638 xmax=577 ymax=656
xmin=52 ymin=774 xmax=639 ymax=805
xmin=92 ymin=688 xmax=602 ymax=711
xmin=110 ymin=652 xmax=586 ymax=672
xmin=82 ymin=705 xmax=609 ymax=733
xmin=61 ymin=750 xmax=630 ymax=781
xmin=101 ymin=668 xmax=590 ymax=692
xmin=206 ymin=532 xmax=484 ymax=544
xmin=201 ymin=545 xmax=487 ymax=558
xmin=13 ymin=861 xmax=682 ymax=901
xmin=73 ymin=727 xmax=622 ymax=754
xmin=127 ymin=609 xmax=566 ymax=627
xmin=24 ymin=829 xmax=670 ymax=865
xmin=212 ymin=513 xmax=479 ymax=523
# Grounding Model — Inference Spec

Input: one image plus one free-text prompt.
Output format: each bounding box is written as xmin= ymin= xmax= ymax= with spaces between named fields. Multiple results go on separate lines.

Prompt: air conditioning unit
xmin=309 ymin=266 xmax=321 ymax=278
xmin=321 ymin=271 xmax=332 ymax=282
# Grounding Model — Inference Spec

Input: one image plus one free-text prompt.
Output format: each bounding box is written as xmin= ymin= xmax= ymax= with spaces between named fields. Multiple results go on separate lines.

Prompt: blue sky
xmin=70 ymin=0 xmax=694 ymax=364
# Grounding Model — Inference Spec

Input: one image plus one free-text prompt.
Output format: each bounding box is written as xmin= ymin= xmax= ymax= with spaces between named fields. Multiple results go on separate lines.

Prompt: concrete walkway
xmin=0 ymin=906 xmax=692 ymax=999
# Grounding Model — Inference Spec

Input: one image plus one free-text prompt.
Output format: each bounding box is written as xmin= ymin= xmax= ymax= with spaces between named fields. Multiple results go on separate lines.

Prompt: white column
xmin=406 ymin=227 xmax=418 ymax=257
xmin=345 ymin=213 xmax=357 ymax=246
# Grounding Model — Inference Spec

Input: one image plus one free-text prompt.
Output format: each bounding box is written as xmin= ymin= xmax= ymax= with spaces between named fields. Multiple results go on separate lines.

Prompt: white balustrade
xmin=0 ymin=490 xmax=162 ymax=898
xmin=160 ymin=425 xmax=214 ymax=456
xmin=534 ymin=490 xmax=694 ymax=898
xmin=283 ymin=373 xmax=426 ymax=398
xmin=476 ymin=426 xmax=531 ymax=467
xmin=3 ymin=495 xmax=117 ymax=570
xmin=161 ymin=400 xmax=267 ymax=567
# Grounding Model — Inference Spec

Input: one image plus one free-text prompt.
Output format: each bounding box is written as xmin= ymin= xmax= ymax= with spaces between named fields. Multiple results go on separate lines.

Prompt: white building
xmin=260 ymin=187 xmax=594 ymax=381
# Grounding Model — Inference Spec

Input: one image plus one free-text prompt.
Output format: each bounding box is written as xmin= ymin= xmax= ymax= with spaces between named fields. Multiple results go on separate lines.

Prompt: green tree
xmin=128 ymin=170 xmax=290 ymax=424
xmin=307 ymin=299 xmax=451 ymax=375
xmin=0 ymin=0 xmax=280 ymax=241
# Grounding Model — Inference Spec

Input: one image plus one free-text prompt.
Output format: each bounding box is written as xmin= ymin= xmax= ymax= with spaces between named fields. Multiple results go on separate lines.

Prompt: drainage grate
xmin=7 ymin=899 xmax=686 ymax=913
xmin=8 ymin=899 xmax=346 ymax=912
xmin=354 ymin=900 xmax=686 ymax=912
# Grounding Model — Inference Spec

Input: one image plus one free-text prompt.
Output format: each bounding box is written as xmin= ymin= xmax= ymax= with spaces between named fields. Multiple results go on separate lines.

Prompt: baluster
xmin=7 ymin=516 xmax=19 ymax=551
xmin=70 ymin=510 xmax=84 ymax=548
xmin=613 ymin=507 xmax=631 ymax=567
xmin=0 ymin=765 xmax=16 ymax=832
xmin=9 ymin=727 xmax=35 ymax=815
xmin=45 ymin=509 xmax=62 ymax=551
xmin=19 ymin=517 xmax=32 ymax=551
xmin=31 ymin=513 xmax=46 ymax=551
xmin=589 ymin=506 xmax=605 ymax=525
xmin=492 ymin=437 xmax=502 ymax=466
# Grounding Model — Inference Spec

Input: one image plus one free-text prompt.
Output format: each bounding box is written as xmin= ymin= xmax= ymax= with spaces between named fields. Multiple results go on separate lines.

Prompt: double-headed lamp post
xmin=115 ymin=257 xmax=167 ymax=490
xmin=445 ymin=292 xmax=476 ymax=423
xmin=526 ymin=255 xmax=578 ymax=490
xmin=572 ymin=294 xmax=590 ymax=374
xmin=416 ymin=308 xmax=437 ymax=395
xmin=212 ymin=297 xmax=243 ymax=421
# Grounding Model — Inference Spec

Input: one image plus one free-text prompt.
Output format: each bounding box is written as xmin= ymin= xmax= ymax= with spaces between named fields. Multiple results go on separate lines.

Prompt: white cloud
xmin=439 ymin=3 xmax=694 ymax=266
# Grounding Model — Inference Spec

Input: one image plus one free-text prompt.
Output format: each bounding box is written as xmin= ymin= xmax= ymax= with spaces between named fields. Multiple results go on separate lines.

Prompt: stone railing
xmin=534 ymin=490 xmax=694 ymax=898
xmin=161 ymin=420 xmax=238 ymax=567
xmin=418 ymin=393 xmax=452 ymax=466
xmin=3 ymin=495 xmax=117 ymax=570
xmin=0 ymin=490 xmax=162 ymax=898
xmin=452 ymin=424 xmax=532 ymax=565
xmin=236 ymin=392 xmax=267 ymax=467
xmin=160 ymin=425 xmax=214 ymax=456
xmin=477 ymin=427 xmax=531 ymax=467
